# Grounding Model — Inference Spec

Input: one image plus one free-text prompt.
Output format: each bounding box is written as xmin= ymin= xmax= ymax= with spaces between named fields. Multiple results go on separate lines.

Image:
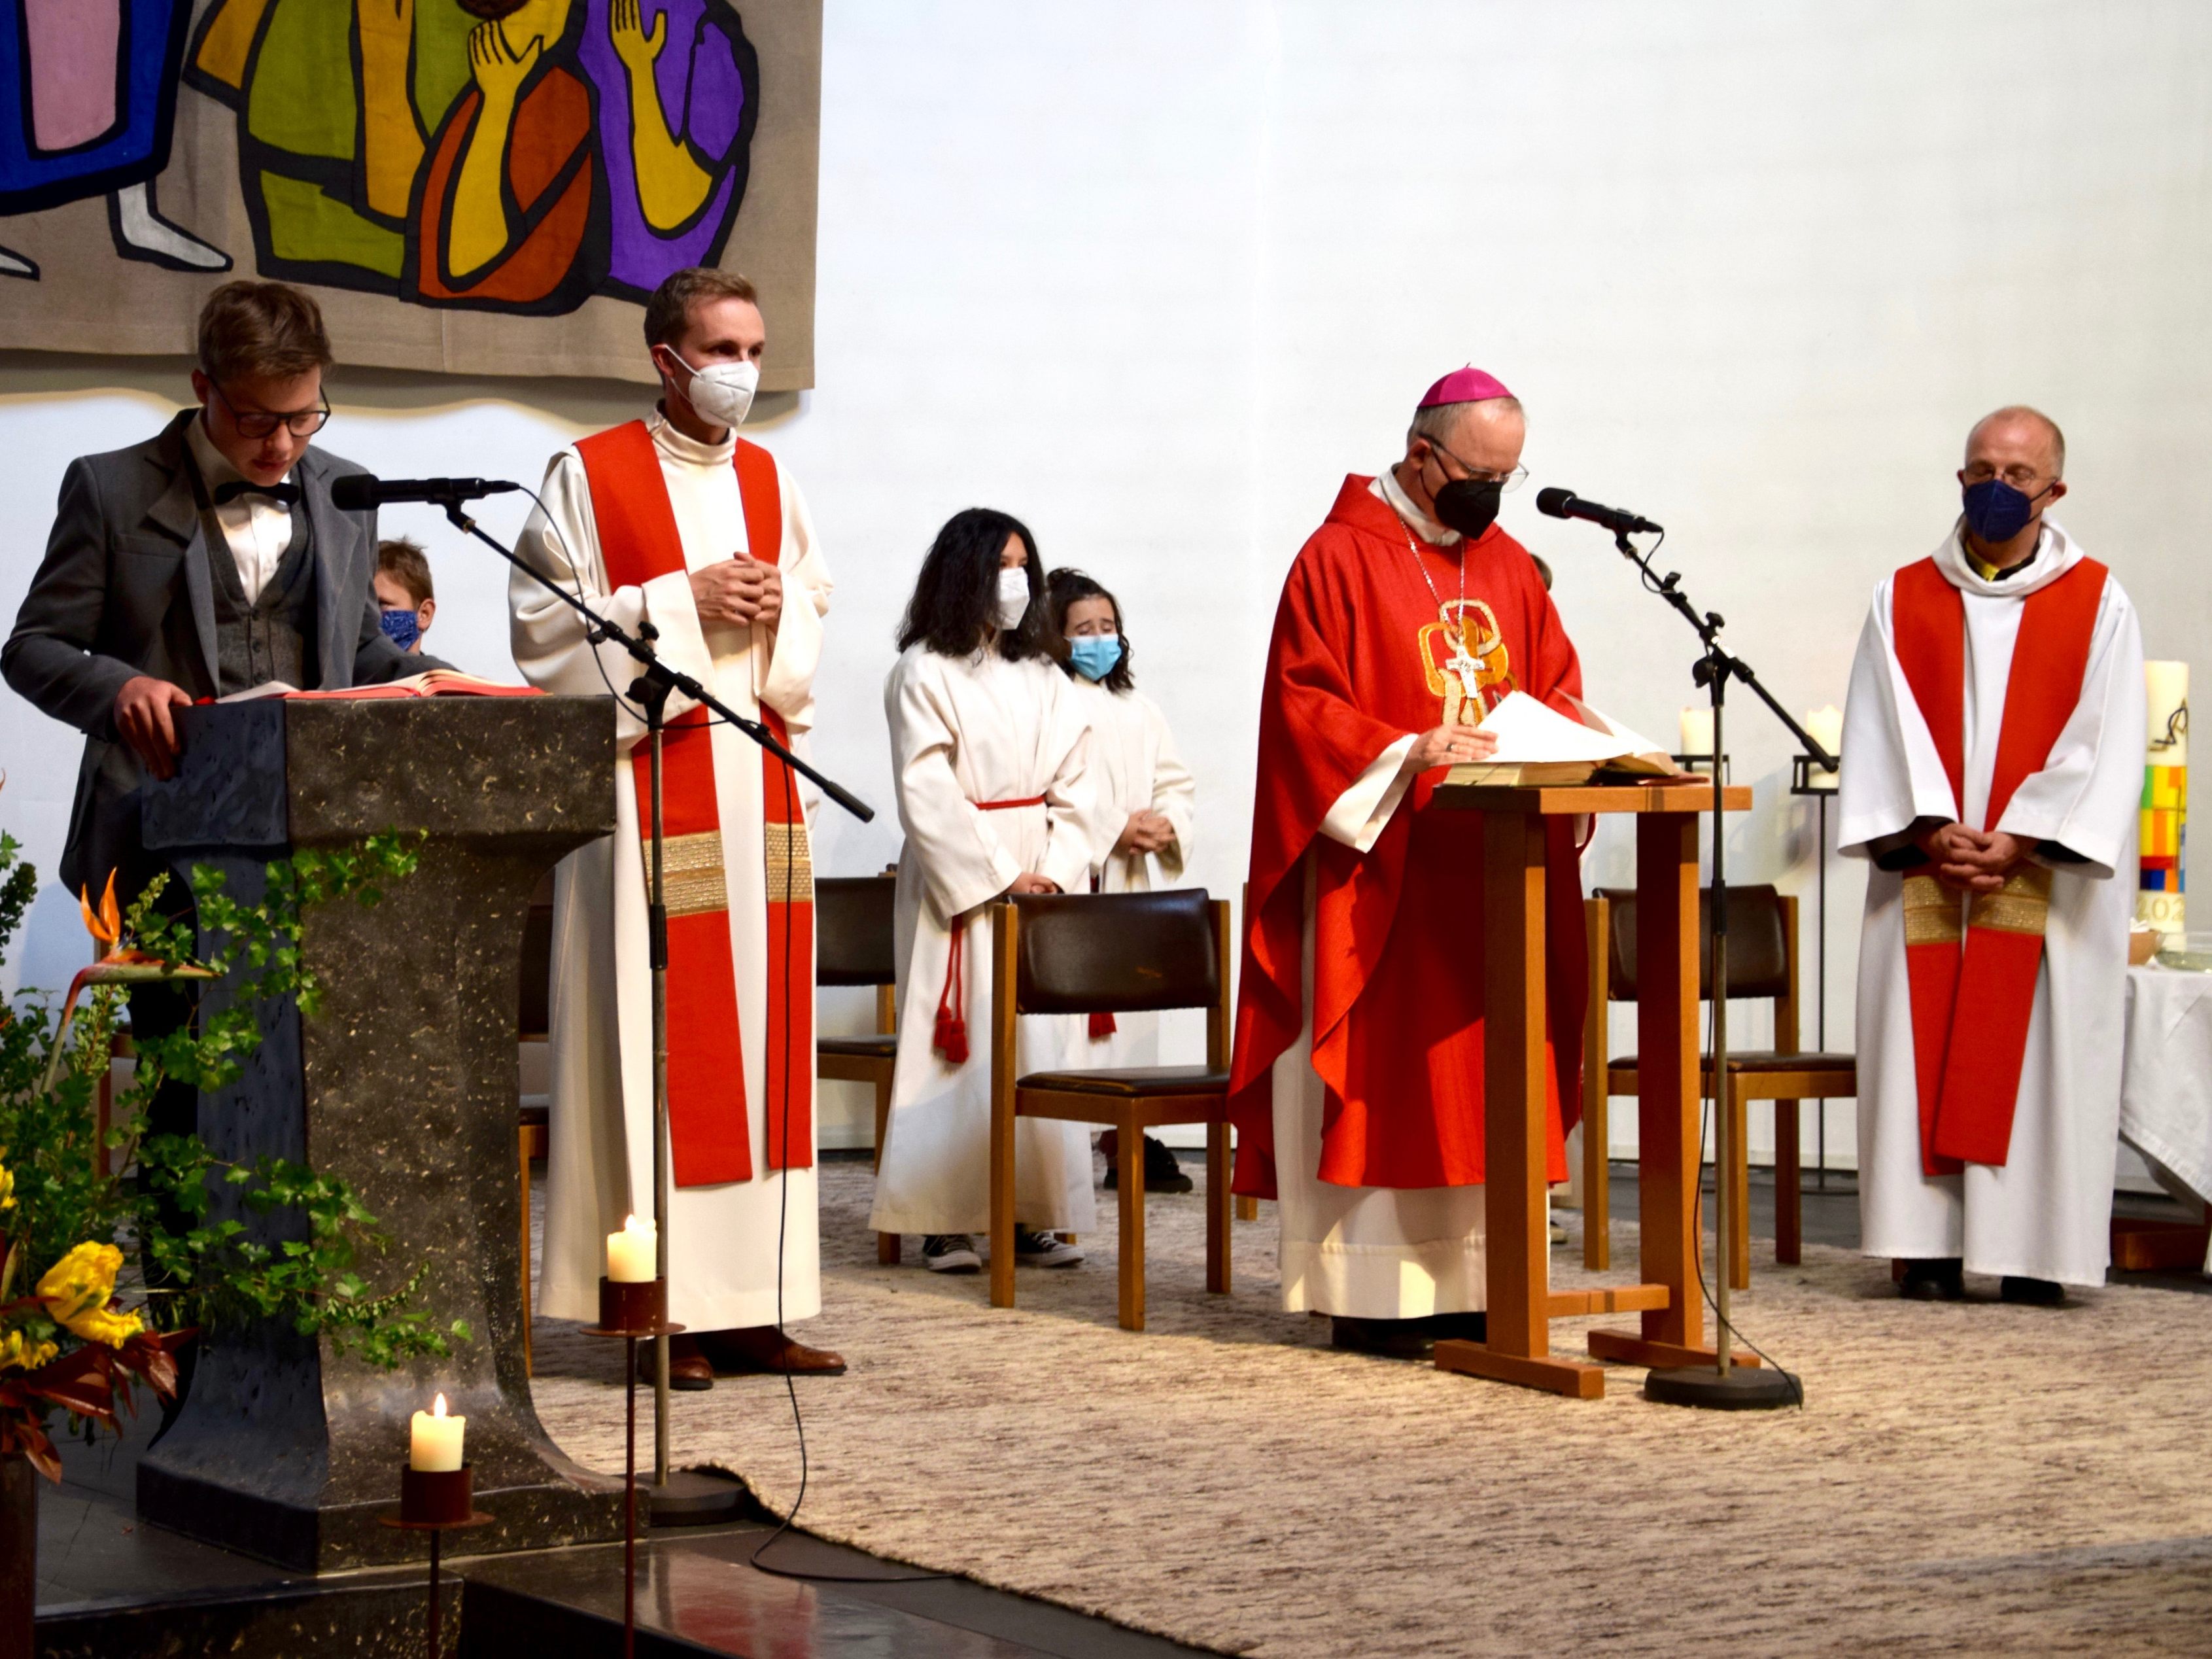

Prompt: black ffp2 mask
xmin=1433 ymin=478 xmax=1502 ymax=540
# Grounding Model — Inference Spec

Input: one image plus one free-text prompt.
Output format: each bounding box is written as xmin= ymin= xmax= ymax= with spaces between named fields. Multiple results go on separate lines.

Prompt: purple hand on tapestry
xmin=578 ymin=0 xmax=758 ymax=300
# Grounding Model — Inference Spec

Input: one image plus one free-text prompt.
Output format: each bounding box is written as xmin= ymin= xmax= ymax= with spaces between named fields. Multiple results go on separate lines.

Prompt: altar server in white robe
xmin=511 ymin=268 xmax=844 ymax=1386
xmin=1045 ymin=566 xmax=1200 ymax=1192
xmin=1841 ymin=405 xmax=2143 ymax=1304
xmin=869 ymin=510 xmax=1099 ymax=1272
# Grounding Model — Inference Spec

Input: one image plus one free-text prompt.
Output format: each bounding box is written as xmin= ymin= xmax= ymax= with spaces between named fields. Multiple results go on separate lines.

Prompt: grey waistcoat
xmin=206 ymin=507 xmax=319 ymax=695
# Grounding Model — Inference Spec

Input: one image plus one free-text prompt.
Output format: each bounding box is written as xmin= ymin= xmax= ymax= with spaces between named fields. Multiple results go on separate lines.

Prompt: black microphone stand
xmin=444 ymin=493 xmax=874 ymax=1509
xmin=1602 ymin=526 xmax=1814 ymax=1412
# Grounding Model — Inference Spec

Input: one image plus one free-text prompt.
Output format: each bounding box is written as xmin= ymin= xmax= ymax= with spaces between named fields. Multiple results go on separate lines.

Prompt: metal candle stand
xmin=583 ymin=1277 xmax=684 ymax=1657
xmin=379 ymin=1467 xmax=492 ymax=1656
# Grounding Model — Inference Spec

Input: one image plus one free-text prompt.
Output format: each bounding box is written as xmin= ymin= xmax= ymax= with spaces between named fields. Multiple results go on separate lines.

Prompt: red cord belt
xmin=933 ymin=797 xmax=1047 ymax=1065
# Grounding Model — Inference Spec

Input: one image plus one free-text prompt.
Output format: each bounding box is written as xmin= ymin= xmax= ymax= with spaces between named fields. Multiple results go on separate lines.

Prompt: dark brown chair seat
xmin=1609 ymin=1052 xmax=1856 ymax=1077
xmin=818 ymin=1034 xmax=898 ymax=1061
xmin=1015 ymin=1066 xmax=1231 ymax=1097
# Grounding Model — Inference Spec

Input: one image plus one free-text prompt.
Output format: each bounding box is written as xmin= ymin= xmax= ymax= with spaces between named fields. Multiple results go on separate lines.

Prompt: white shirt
xmin=1370 ymin=464 xmax=1458 ymax=546
xmin=186 ymin=415 xmax=296 ymax=606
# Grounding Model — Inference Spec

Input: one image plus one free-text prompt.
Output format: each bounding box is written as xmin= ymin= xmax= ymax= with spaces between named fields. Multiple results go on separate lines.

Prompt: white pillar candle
xmin=1803 ymin=705 xmax=1844 ymax=786
xmin=2145 ymin=661 xmax=2188 ymax=766
xmin=606 ymin=1212 xmax=656 ymax=1283
xmin=1679 ymin=705 xmax=1714 ymax=758
xmin=409 ymin=1392 xmax=464 ymax=1472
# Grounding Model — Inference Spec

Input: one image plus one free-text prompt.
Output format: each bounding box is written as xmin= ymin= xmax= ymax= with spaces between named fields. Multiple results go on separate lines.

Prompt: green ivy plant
xmin=0 ymin=830 xmax=468 ymax=1478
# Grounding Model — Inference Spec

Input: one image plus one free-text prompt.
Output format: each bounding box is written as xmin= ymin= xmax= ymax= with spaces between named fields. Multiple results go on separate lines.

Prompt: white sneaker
xmin=922 ymin=1234 xmax=980 ymax=1273
xmin=1014 ymin=1228 xmax=1084 ymax=1268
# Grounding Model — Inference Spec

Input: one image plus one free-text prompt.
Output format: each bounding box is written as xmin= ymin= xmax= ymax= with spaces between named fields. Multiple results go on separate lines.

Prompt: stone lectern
xmin=133 ymin=695 xmax=621 ymax=1571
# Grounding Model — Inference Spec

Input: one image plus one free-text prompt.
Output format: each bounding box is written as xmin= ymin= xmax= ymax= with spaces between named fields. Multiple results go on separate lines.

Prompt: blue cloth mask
xmin=379 ymin=607 xmax=421 ymax=652
xmin=1961 ymin=477 xmax=2043 ymax=546
xmin=1068 ymin=635 xmax=1122 ymax=682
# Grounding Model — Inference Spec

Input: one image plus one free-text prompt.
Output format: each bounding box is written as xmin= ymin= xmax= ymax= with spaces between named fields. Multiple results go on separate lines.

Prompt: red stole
xmin=1890 ymin=553 xmax=2105 ymax=1173
xmin=575 ymin=421 xmax=814 ymax=1186
xmin=1227 ymin=476 xmax=1588 ymax=1198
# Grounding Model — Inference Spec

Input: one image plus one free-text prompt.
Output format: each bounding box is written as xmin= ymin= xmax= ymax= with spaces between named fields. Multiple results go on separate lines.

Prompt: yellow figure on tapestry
xmin=1419 ymin=599 xmax=1513 ymax=727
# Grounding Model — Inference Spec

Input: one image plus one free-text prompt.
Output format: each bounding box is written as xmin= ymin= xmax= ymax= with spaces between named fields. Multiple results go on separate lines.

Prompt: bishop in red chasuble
xmin=1228 ymin=370 xmax=1588 ymax=1352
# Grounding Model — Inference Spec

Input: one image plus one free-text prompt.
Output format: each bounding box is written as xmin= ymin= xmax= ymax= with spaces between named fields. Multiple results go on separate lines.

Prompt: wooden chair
xmin=516 ymin=870 xmax=555 ymax=1376
xmin=815 ymin=871 xmax=901 ymax=1265
xmin=1582 ymin=884 xmax=1855 ymax=1288
xmin=987 ymin=890 xmax=1233 ymax=1331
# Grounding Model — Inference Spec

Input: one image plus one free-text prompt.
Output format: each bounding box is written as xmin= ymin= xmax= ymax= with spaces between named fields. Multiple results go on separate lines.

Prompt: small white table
xmin=2118 ymin=964 xmax=2212 ymax=1272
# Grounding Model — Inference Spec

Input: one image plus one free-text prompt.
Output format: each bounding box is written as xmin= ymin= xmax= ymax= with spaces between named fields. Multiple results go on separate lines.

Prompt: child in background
xmin=871 ymin=510 xmax=1099 ymax=1274
xmin=1046 ymin=567 xmax=1198 ymax=1194
xmin=374 ymin=537 xmax=436 ymax=654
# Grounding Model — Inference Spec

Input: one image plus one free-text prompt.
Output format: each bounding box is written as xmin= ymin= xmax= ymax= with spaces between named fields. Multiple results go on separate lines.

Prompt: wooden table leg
xmin=1436 ymin=808 xmax=1604 ymax=1399
xmin=1589 ymin=810 xmax=1752 ymax=1372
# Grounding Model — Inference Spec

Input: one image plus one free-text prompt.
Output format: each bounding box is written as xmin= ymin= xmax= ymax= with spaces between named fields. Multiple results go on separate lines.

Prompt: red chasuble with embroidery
xmin=575 ymin=421 xmax=814 ymax=1187
xmin=1227 ymin=476 xmax=1588 ymax=1199
xmin=1890 ymin=553 xmax=2105 ymax=1173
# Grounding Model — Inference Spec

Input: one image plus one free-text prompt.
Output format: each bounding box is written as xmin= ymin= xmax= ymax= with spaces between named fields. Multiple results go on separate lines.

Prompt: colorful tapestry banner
xmin=0 ymin=0 xmax=819 ymax=387
xmin=2139 ymin=660 xmax=2188 ymax=943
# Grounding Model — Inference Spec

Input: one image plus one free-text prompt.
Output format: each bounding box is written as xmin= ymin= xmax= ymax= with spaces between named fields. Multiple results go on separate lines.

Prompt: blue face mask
xmin=379 ymin=607 xmax=421 ymax=651
xmin=1067 ymin=634 xmax=1122 ymax=682
xmin=1961 ymin=477 xmax=2045 ymax=546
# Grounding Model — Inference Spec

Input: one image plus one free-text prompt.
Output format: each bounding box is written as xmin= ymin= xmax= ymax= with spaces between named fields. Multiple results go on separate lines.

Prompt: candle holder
xmin=583 ymin=1278 xmax=683 ymax=1657
xmin=379 ymin=1465 xmax=491 ymax=1656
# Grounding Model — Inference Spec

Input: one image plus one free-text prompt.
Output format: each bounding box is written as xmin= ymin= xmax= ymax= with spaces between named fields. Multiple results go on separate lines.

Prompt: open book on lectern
xmin=1444 ymin=691 xmax=1685 ymax=786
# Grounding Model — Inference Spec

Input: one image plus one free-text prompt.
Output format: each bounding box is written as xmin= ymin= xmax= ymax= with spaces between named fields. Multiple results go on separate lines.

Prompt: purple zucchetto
xmin=1417 ymin=366 xmax=1514 ymax=407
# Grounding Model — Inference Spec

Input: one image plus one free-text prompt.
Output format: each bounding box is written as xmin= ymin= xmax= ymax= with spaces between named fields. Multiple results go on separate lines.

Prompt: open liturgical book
xmin=211 ymin=671 xmax=543 ymax=704
xmin=1445 ymin=691 xmax=1685 ymax=786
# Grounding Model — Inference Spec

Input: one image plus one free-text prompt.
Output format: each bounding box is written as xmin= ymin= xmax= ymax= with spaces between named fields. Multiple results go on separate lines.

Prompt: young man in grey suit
xmin=5 ymin=279 xmax=438 ymax=901
xmin=3 ymin=282 xmax=441 ymax=1319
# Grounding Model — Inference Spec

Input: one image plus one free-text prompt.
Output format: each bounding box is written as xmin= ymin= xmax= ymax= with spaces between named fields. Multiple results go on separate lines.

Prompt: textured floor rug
xmin=528 ymin=1164 xmax=2212 ymax=1658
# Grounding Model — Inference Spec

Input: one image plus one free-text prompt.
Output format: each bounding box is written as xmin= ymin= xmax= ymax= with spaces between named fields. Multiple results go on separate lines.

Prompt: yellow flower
xmin=37 ymin=1240 xmax=123 ymax=1327
xmin=63 ymin=1304 xmax=142 ymax=1348
xmin=0 ymin=1329 xmax=57 ymax=1372
xmin=0 ymin=1159 xmax=14 ymax=1212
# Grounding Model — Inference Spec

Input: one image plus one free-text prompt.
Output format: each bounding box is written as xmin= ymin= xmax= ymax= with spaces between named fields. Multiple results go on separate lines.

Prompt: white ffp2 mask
xmin=670 ymin=353 xmax=758 ymax=428
xmin=996 ymin=567 xmax=1031 ymax=630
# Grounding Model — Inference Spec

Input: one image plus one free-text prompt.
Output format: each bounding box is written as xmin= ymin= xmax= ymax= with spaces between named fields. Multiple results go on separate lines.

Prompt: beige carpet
xmin=528 ymin=1164 xmax=2212 ymax=1658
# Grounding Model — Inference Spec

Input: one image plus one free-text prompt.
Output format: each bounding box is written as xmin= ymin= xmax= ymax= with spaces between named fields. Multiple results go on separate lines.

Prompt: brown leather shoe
xmin=636 ymin=1334 xmax=714 ymax=1390
xmin=697 ymin=1325 xmax=848 ymax=1376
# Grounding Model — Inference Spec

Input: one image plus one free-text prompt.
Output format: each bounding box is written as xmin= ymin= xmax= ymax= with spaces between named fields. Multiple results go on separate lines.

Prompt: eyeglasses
xmin=210 ymin=381 xmax=331 ymax=441
xmin=1962 ymin=461 xmax=2053 ymax=492
xmin=1423 ymin=436 xmax=1527 ymax=493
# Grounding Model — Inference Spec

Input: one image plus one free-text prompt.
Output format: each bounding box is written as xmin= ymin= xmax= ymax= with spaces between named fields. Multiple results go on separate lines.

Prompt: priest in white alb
xmin=1841 ymin=405 xmax=2143 ymax=1304
xmin=511 ymin=268 xmax=844 ymax=1386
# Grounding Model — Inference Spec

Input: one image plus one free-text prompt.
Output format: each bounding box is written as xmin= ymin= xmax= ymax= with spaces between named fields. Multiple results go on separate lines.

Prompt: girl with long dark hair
xmin=869 ymin=509 xmax=1099 ymax=1274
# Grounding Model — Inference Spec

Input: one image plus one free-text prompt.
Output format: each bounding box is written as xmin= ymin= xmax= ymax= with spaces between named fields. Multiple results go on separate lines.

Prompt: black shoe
xmin=1426 ymin=1312 xmax=1488 ymax=1346
xmin=1103 ymin=1134 xmax=1196 ymax=1193
xmin=1897 ymin=1258 xmax=1965 ymax=1301
xmin=2000 ymin=1275 xmax=2065 ymax=1307
xmin=1331 ymin=1316 xmax=1431 ymax=1359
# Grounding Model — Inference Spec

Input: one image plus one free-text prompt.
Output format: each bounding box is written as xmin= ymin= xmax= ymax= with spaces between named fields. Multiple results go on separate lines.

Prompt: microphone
xmin=328 ymin=474 xmax=522 ymax=512
xmin=1535 ymin=487 xmax=1663 ymax=536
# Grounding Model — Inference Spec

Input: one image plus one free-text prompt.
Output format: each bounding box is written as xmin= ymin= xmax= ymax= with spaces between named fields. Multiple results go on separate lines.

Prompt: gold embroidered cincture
xmin=1967 ymin=864 xmax=2053 ymax=937
xmin=1901 ymin=873 xmax=1964 ymax=946
xmin=764 ymin=822 xmax=814 ymax=901
xmin=652 ymin=831 xmax=730 ymax=918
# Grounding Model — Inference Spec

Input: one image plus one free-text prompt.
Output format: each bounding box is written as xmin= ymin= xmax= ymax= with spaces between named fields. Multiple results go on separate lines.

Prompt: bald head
xmin=1966 ymin=405 xmax=2065 ymax=480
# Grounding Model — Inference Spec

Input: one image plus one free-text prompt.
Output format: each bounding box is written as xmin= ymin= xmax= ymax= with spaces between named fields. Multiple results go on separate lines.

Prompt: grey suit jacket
xmin=4 ymin=410 xmax=445 ymax=892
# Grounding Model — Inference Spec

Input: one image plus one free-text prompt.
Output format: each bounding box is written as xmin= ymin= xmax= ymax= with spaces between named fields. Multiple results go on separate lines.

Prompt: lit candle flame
xmin=432 ymin=1392 xmax=448 ymax=1418
xmin=625 ymin=1214 xmax=651 ymax=1235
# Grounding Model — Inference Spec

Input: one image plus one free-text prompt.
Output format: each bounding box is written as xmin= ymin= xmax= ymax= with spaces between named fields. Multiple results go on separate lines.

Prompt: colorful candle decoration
xmin=1803 ymin=705 xmax=1843 ymax=788
xmin=2139 ymin=661 xmax=2188 ymax=945
xmin=409 ymin=1392 xmax=464 ymax=1473
xmin=606 ymin=1212 xmax=656 ymax=1283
